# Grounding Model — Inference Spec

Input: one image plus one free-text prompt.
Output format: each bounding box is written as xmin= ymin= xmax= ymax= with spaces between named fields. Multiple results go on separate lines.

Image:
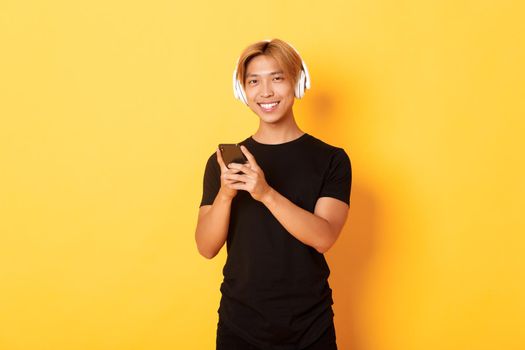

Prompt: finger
xmin=227 ymin=161 xmax=251 ymax=167
xmin=227 ymin=167 xmax=245 ymax=174
xmin=228 ymin=181 xmax=246 ymax=191
xmin=225 ymin=179 xmax=243 ymax=185
xmin=224 ymin=173 xmax=247 ymax=182
xmin=231 ymin=162 xmax=251 ymax=169
xmin=225 ymin=178 xmax=244 ymax=187
xmin=226 ymin=163 xmax=244 ymax=176
xmin=216 ymin=148 xmax=228 ymax=172
xmin=239 ymin=145 xmax=259 ymax=169
xmin=228 ymin=163 xmax=255 ymax=176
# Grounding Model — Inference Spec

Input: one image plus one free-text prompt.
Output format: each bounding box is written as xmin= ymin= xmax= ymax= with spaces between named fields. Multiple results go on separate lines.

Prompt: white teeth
xmin=259 ymin=102 xmax=278 ymax=109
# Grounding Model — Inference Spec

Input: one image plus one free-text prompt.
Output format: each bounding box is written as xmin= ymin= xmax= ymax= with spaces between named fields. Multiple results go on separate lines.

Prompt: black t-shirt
xmin=199 ymin=132 xmax=352 ymax=350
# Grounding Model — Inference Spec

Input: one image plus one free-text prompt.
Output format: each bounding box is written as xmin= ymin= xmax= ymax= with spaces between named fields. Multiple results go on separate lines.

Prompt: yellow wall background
xmin=1 ymin=1 xmax=524 ymax=349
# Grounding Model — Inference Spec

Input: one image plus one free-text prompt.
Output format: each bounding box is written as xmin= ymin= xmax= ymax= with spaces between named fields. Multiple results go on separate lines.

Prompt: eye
xmin=273 ymin=76 xmax=283 ymax=81
xmin=247 ymin=79 xmax=257 ymax=85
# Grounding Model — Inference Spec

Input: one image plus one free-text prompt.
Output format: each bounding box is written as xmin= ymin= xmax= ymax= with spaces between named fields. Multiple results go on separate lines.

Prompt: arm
xmin=195 ymin=148 xmax=243 ymax=259
xmin=195 ymin=188 xmax=233 ymax=259
xmin=261 ymin=188 xmax=349 ymax=254
xmin=225 ymin=145 xmax=351 ymax=254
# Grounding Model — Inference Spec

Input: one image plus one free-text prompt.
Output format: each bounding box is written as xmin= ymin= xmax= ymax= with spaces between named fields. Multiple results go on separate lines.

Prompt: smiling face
xmin=243 ymin=54 xmax=296 ymax=123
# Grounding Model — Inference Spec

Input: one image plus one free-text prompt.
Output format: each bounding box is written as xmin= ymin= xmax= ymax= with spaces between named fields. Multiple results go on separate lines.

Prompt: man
xmin=195 ymin=38 xmax=351 ymax=350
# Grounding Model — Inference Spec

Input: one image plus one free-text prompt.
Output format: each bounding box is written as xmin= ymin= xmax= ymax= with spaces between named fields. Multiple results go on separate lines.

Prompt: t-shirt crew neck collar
xmin=248 ymin=132 xmax=309 ymax=147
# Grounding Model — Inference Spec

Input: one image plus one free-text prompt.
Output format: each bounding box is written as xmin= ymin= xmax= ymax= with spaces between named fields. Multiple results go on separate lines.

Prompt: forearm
xmin=261 ymin=187 xmax=335 ymax=254
xmin=195 ymin=189 xmax=233 ymax=259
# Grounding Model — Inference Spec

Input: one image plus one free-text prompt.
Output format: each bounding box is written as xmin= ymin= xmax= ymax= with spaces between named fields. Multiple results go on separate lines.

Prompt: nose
xmin=259 ymin=80 xmax=274 ymax=97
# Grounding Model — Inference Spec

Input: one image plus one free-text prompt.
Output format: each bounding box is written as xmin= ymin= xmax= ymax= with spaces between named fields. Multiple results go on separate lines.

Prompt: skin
xmin=195 ymin=54 xmax=349 ymax=258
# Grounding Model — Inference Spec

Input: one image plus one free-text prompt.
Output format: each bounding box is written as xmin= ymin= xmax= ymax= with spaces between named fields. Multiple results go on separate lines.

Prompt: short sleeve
xmin=318 ymin=148 xmax=352 ymax=205
xmin=199 ymin=152 xmax=221 ymax=207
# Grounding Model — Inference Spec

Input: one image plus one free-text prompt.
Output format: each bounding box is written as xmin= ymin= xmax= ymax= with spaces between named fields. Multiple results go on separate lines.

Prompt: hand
xmin=216 ymin=147 xmax=250 ymax=200
xmin=224 ymin=145 xmax=273 ymax=202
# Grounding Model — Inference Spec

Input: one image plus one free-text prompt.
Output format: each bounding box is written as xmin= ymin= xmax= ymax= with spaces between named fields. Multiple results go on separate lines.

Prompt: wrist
xmin=260 ymin=186 xmax=276 ymax=207
xmin=217 ymin=188 xmax=234 ymax=203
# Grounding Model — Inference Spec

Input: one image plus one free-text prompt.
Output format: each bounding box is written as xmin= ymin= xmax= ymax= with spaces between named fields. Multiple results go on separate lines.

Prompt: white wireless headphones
xmin=232 ymin=39 xmax=311 ymax=105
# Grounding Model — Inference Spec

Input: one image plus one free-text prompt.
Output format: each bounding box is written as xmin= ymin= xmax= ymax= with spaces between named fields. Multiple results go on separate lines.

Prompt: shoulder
xmin=205 ymin=150 xmax=218 ymax=164
xmin=203 ymin=150 xmax=219 ymax=175
xmin=306 ymin=134 xmax=350 ymax=158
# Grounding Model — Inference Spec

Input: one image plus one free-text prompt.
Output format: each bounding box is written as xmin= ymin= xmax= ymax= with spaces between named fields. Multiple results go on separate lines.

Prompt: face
xmin=243 ymin=55 xmax=295 ymax=123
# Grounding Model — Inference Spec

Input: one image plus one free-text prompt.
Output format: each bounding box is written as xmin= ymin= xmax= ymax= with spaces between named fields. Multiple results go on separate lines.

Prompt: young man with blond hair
xmin=196 ymin=38 xmax=351 ymax=350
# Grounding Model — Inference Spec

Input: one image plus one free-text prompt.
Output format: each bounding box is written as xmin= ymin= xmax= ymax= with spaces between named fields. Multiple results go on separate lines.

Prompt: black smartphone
xmin=218 ymin=143 xmax=248 ymax=172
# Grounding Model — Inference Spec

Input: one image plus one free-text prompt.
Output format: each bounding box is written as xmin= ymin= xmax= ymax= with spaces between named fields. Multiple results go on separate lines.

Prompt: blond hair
xmin=235 ymin=38 xmax=303 ymax=91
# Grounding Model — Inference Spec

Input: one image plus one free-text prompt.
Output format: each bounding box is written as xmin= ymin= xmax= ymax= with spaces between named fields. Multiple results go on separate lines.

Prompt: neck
xmin=252 ymin=121 xmax=304 ymax=144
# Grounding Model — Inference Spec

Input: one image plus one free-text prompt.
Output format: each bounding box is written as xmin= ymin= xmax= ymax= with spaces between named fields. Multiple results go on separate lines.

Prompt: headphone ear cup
xmin=233 ymin=68 xmax=241 ymax=101
xmin=300 ymin=70 xmax=306 ymax=98
xmin=232 ymin=62 xmax=247 ymax=105
xmin=235 ymin=79 xmax=241 ymax=100
xmin=236 ymin=78 xmax=248 ymax=105
xmin=233 ymin=75 xmax=248 ymax=105
xmin=240 ymin=83 xmax=248 ymax=105
xmin=295 ymin=69 xmax=306 ymax=99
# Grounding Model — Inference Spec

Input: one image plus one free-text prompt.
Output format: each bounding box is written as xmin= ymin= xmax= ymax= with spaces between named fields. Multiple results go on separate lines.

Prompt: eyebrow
xmin=246 ymin=71 xmax=284 ymax=78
